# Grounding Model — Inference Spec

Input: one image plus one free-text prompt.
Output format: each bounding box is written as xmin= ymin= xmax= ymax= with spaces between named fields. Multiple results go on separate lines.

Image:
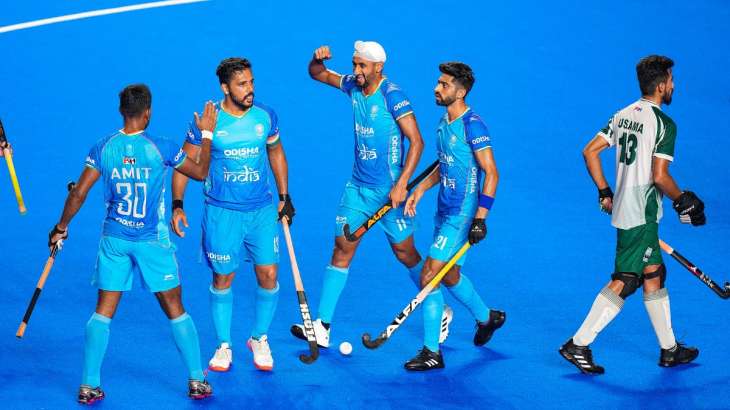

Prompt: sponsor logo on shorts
xmin=224 ymin=147 xmax=260 ymax=159
xmin=336 ymin=216 xmax=348 ymax=225
xmin=174 ymin=149 xmax=185 ymax=163
xmin=643 ymin=247 xmax=654 ymax=263
xmin=114 ymin=217 xmax=145 ymax=228
xmin=273 ymin=236 xmax=279 ymax=254
xmin=223 ymin=166 xmax=261 ymax=183
xmin=395 ymin=218 xmax=407 ymax=232
xmin=207 ymin=252 xmax=231 ymax=263
xmin=358 ymin=144 xmax=377 ymax=160
xmin=164 ymin=274 xmax=175 ymax=281
xmin=123 ymin=156 xmax=136 ymax=165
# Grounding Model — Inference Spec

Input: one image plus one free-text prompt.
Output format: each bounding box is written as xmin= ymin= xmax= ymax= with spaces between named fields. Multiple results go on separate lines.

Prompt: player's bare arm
xmin=49 ymin=167 xmax=101 ymax=250
xmin=654 ymin=156 xmax=706 ymax=226
xmin=583 ymin=134 xmax=613 ymax=213
xmin=390 ymin=114 xmax=424 ymax=208
xmin=309 ymin=45 xmax=342 ymax=88
xmin=267 ymin=140 xmax=295 ymax=224
xmin=404 ymin=166 xmax=440 ymax=217
xmin=473 ymin=147 xmax=499 ymax=220
xmin=652 ymin=157 xmax=681 ymax=200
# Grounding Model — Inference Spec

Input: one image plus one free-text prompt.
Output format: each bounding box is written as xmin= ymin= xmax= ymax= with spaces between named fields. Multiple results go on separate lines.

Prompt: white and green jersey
xmin=598 ymin=98 xmax=676 ymax=230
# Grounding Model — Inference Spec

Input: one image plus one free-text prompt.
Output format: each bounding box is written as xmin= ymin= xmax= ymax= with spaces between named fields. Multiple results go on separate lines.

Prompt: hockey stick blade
xmin=361 ymin=332 xmax=386 ymax=349
xmin=660 ymin=239 xmax=730 ymax=300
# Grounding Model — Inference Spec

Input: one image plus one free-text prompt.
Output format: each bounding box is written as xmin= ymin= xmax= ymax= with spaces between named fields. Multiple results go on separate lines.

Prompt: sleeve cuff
xmin=653 ymin=152 xmax=674 ymax=161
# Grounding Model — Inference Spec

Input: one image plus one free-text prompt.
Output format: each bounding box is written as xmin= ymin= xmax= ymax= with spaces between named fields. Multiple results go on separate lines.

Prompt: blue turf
xmin=1 ymin=1 xmax=729 ymax=409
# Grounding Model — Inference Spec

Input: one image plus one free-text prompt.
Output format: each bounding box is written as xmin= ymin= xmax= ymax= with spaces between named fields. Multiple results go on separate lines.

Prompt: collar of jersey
xmin=639 ymin=98 xmax=661 ymax=109
xmin=118 ymin=129 xmax=144 ymax=136
xmin=362 ymin=77 xmax=386 ymax=97
xmin=220 ymin=101 xmax=252 ymax=119
xmin=447 ymin=106 xmax=471 ymax=125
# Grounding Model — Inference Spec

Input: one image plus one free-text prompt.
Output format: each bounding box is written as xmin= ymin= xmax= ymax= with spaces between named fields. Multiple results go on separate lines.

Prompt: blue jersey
xmin=340 ymin=75 xmax=414 ymax=188
xmin=85 ymin=130 xmax=187 ymax=241
xmin=187 ymin=101 xmax=280 ymax=211
xmin=435 ymin=109 xmax=492 ymax=217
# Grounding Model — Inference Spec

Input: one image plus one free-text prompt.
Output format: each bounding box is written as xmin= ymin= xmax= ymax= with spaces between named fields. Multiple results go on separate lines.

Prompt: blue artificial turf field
xmin=1 ymin=1 xmax=728 ymax=409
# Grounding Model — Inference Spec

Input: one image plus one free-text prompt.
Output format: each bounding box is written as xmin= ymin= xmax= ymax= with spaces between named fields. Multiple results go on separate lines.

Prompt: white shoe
xmin=208 ymin=342 xmax=233 ymax=372
xmin=290 ymin=318 xmax=330 ymax=348
xmin=247 ymin=336 xmax=274 ymax=371
xmin=439 ymin=305 xmax=454 ymax=344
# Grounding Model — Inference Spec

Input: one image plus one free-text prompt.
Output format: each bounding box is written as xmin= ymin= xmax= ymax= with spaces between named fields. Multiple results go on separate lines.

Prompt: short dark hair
xmin=119 ymin=84 xmax=151 ymax=118
xmin=636 ymin=55 xmax=674 ymax=95
xmin=216 ymin=57 xmax=252 ymax=84
xmin=439 ymin=62 xmax=475 ymax=95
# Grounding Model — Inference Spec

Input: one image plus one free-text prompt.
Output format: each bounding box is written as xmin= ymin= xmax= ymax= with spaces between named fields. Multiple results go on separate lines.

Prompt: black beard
xmin=436 ymin=95 xmax=455 ymax=106
xmin=232 ymin=92 xmax=254 ymax=110
xmin=663 ymin=91 xmax=673 ymax=105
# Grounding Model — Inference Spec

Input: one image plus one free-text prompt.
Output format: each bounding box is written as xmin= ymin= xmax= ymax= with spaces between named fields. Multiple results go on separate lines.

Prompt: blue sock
xmin=446 ymin=274 xmax=489 ymax=322
xmin=408 ymin=260 xmax=424 ymax=287
xmin=82 ymin=313 xmax=111 ymax=387
xmin=209 ymin=285 xmax=233 ymax=346
xmin=170 ymin=313 xmax=205 ymax=381
xmin=317 ymin=265 xmax=349 ymax=323
xmin=423 ymin=289 xmax=444 ymax=352
xmin=251 ymin=283 xmax=279 ymax=339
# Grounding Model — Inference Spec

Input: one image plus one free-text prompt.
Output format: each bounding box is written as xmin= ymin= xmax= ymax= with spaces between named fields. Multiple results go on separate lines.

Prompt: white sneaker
xmin=247 ymin=336 xmax=274 ymax=371
xmin=290 ymin=318 xmax=330 ymax=348
xmin=208 ymin=342 xmax=233 ymax=372
xmin=439 ymin=305 xmax=454 ymax=344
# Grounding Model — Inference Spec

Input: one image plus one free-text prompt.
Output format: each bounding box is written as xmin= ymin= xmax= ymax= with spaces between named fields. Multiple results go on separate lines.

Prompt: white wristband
xmin=201 ymin=130 xmax=213 ymax=141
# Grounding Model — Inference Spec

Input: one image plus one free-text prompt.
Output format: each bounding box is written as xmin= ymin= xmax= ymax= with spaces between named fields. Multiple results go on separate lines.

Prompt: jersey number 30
xmin=116 ymin=182 xmax=147 ymax=218
xmin=618 ymin=132 xmax=637 ymax=165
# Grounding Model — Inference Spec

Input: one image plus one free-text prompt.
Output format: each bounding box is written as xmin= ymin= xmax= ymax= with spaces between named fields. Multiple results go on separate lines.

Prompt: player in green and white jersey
xmin=559 ymin=55 xmax=707 ymax=374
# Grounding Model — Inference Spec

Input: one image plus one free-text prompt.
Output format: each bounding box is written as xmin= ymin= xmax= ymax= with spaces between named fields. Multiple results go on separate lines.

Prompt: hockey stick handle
xmin=16 ymin=247 xmax=58 ymax=338
xmin=344 ymin=160 xmax=439 ymax=241
xmin=659 ymin=239 xmax=730 ymax=299
xmin=281 ymin=219 xmax=320 ymax=363
xmin=3 ymin=147 xmax=26 ymax=214
xmin=362 ymin=242 xmax=471 ymax=348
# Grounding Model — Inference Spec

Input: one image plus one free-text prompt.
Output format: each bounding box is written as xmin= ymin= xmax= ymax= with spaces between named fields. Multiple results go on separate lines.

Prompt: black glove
xmin=598 ymin=186 xmax=613 ymax=214
xmin=468 ymin=218 xmax=487 ymax=245
xmin=278 ymin=194 xmax=296 ymax=226
xmin=673 ymin=191 xmax=705 ymax=226
xmin=48 ymin=224 xmax=68 ymax=248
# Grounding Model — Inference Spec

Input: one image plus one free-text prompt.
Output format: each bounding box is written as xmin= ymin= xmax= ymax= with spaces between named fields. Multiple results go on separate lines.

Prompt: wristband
xmin=478 ymin=194 xmax=495 ymax=210
xmin=201 ymin=130 xmax=213 ymax=140
xmin=172 ymin=199 xmax=183 ymax=211
xmin=279 ymin=193 xmax=291 ymax=201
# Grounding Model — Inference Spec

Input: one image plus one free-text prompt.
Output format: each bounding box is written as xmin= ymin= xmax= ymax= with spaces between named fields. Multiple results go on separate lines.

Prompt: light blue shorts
xmin=428 ymin=213 xmax=470 ymax=266
xmin=94 ymin=235 xmax=180 ymax=292
xmin=334 ymin=181 xmax=414 ymax=244
xmin=202 ymin=203 xmax=280 ymax=274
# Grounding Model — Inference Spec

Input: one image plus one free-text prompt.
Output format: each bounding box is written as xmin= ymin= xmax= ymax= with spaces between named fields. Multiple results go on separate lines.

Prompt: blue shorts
xmin=202 ymin=203 xmax=280 ymax=274
xmin=334 ymin=181 xmax=414 ymax=244
xmin=428 ymin=213 xmax=469 ymax=266
xmin=93 ymin=235 xmax=180 ymax=292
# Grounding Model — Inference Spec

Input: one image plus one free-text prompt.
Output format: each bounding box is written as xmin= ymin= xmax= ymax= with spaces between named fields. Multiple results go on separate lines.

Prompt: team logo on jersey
xmin=370 ymin=105 xmax=379 ymax=119
xmin=438 ymin=152 xmax=454 ymax=166
xmin=223 ymin=165 xmax=261 ymax=183
xmin=358 ymin=144 xmax=377 ymax=160
xmin=125 ymin=144 xmax=134 ymax=156
xmin=450 ymin=135 xmax=458 ymax=146
xmin=255 ymin=124 xmax=265 ymax=137
xmin=634 ymin=106 xmax=643 ymax=112
xmin=85 ymin=156 xmax=96 ymax=166
xmin=123 ymin=156 xmax=136 ymax=165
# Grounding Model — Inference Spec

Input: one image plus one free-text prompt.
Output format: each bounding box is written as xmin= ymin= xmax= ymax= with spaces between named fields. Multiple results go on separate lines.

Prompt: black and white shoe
xmin=474 ymin=309 xmax=506 ymax=346
xmin=78 ymin=385 xmax=105 ymax=405
xmin=404 ymin=346 xmax=445 ymax=371
xmin=559 ymin=338 xmax=604 ymax=375
xmin=188 ymin=379 xmax=213 ymax=400
xmin=290 ymin=318 xmax=330 ymax=348
xmin=659 ymin=342 xmax=699 ymax=367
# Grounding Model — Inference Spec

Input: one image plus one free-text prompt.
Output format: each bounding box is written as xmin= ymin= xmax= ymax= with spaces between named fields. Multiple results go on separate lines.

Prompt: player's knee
xmin=391 ymin=242 xmax=419 ymax=266
xmin=212 ymin=272 xmax=235 ymax=289
xmin=643 ymin=264 xmax=667 ymax=289
xmin=255 ymin=266 xmax=277 ymax=288
xmin=610 ymin=272 xmax=643 ymax=299
xmin=441 ymin=266 xmax=461 ymax=287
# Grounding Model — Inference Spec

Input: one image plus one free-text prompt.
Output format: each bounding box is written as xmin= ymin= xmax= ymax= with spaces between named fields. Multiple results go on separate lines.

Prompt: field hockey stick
xmin=281 ymin=218 xmax=319 ymax=363
xmin=0 ymin=118 xmax=27 ymax=214
xmin=659 ymin=239 xmax=730 ymax=299
xmin=362 ymin=241 xmax=471 ymax=349
xmin=343 ymin=160 xmax=439 ymax=242
xmin=16 ymin=181 xmax=75 ymax=338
